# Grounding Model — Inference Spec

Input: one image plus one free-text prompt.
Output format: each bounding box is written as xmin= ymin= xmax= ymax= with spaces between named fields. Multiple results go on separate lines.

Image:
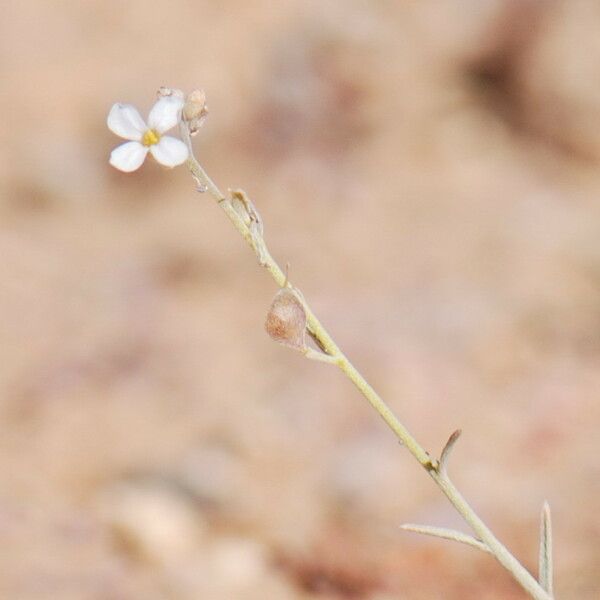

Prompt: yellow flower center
xmin=142 ymin=129 xmax=160 ymax=146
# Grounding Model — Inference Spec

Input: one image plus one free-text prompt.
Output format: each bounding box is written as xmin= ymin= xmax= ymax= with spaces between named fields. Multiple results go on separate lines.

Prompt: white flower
xmin=107 ymin=97 xmax=189 ymax=172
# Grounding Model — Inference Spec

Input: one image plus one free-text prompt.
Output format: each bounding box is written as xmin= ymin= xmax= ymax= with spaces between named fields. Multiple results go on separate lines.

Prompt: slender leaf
xmin=401 ymin=523 xmax=491 ymax=554
xmin=538 ymin=501 xmax=553 ymax=596
xmin=438 ymin=429 xmax=462 ymax=475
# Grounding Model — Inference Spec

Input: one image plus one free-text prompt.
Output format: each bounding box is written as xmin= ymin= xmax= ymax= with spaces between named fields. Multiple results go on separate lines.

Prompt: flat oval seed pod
xmin=265 ymin=286 xmax=307 ymax=350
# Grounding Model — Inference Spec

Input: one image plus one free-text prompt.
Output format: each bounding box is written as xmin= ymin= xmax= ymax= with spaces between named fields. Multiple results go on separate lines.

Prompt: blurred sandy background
xmin=1 ymin=1 xmax=600 ymax=598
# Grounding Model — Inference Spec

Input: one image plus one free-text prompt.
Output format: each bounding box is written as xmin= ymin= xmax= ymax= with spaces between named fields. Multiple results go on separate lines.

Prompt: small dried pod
xmin=265 ymin=285 xmax=307 ymax=350
xmin=183 ymin=89 xmax=208 ymax=135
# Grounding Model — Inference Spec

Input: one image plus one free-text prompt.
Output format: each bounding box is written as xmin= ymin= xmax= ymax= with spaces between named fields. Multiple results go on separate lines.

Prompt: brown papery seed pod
xmin=183 ymin=90 xmax=208 ymax=135
xmin=265 ymin=287 xmax=307 ymax=350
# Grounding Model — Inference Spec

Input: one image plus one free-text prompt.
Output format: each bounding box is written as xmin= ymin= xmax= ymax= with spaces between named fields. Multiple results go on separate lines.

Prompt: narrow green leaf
xmin=401 ymin=523 xmax=491 ymax=554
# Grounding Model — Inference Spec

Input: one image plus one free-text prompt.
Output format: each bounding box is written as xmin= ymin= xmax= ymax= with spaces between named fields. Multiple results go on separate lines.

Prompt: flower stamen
xmin=142 ymin=129 xmax=160 ymax=146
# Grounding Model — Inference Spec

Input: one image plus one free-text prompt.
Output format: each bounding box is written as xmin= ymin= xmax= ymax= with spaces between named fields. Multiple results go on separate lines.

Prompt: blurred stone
xmin=98 ymin=479 xmax=206 ymax=566
xmin=518 ymin=0 xmax=600 ymax=160
xmin=207 ymin=537 xmax=269 ymax=589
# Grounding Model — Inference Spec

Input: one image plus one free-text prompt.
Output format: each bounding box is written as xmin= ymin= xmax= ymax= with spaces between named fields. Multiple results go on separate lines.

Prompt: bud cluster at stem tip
xmin=183 ymin=89 xmax=208 ymax=136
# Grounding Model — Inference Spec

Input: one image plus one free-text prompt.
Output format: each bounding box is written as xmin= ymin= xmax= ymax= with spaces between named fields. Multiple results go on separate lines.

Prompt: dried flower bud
xmin=183 ymin=89 xmax=208 ymax=135
xmin=157 ymin=86 xmax=185 ymax=100
xmin=265 ymin=286 xmax=307 ymax=350
xmin=183 ymin=90 xmax=206 ymax=120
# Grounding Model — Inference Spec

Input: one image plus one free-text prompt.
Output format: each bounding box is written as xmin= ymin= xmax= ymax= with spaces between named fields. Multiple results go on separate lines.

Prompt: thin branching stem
xmin=178 ymin=119 xmax=553 ymax=600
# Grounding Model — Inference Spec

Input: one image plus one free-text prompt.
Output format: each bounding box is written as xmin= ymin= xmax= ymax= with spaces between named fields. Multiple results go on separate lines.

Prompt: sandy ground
xmin=1 ymin=1 xmax=600 ymax=598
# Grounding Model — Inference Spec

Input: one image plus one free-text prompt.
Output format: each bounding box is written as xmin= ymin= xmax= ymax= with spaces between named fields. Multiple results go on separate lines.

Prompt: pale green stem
xmin=179 ymin=121 xmax=552 ymax=600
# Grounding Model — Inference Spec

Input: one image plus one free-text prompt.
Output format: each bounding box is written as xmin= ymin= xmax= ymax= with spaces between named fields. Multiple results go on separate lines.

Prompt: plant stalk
xmin=179 ymin=121 xmax=552 ymax=600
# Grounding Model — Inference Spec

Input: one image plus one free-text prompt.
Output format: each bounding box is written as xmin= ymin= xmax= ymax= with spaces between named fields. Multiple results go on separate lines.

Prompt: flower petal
xmin=107 ymin=103 xmax=146 ymax=141
xmin=147 ymin=96 xmax=184 ymax=133
xmin=149 ymin=136 xmax=189 ymax=167
xmin=109 ymin=141 xmax=148 ymax=172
